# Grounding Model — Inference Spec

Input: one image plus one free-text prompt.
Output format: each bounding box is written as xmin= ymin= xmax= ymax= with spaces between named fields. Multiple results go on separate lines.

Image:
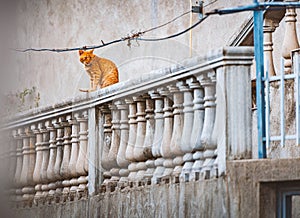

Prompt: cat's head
xmin=79 ymin=49 xmax=95 ymax=66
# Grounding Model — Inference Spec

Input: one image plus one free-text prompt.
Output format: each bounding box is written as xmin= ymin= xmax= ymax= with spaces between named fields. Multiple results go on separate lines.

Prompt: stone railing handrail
xmin=1 ymin=46 xmax=254 ymax=208
xmin=3 ymin=47 xmax=253 ymax=129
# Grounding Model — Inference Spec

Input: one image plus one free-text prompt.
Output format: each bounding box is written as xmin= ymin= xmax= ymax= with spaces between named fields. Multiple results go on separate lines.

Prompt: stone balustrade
xmin=1 ymin=47 xmax=253 ymax=207
xmin=282 ymin=0 xmax=300 ymax=74
xmin=3 ymin=112 xmax=90 ymax=207
xmin=261 ymin=0 xmax=300 ymax=76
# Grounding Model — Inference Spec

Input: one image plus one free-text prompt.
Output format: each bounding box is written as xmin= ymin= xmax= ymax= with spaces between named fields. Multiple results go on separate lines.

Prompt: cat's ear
xmin=79 ymin=50 xmax=84 ymax=55
xmin=89 ymin=49 xmax=94 ymax=54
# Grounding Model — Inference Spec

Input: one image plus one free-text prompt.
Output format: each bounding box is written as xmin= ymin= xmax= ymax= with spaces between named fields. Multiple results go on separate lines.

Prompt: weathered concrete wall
xmin=91 ymin=180 xmax=228 ymax=218
xmin=6 ymin=0 xmax=255 ymax=108
xmin=227 ymin=159 xmax=300 ymax=218
xmin=13 ymin=199 xmax=88 ymax=218
xmin=12 ymin=159 xmax=300 ymax=218
xmin=13 ymin=179 xmax=228 ymax=218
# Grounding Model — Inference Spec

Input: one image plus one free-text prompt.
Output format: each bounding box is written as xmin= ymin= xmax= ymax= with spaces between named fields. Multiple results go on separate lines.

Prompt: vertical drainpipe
xmin=253 ymin=0 xmax=266 ymax=158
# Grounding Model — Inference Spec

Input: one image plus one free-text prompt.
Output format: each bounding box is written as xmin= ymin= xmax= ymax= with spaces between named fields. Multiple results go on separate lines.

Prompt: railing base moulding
xmin=9 ymin=188 xmax=89 ymax=209
xmin=1 ymin=46 xmax=254 ymax=206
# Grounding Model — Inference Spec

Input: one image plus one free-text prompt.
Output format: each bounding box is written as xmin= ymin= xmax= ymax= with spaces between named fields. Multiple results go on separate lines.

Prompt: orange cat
xmin=79 ymin=49 xmax=119 ymax=92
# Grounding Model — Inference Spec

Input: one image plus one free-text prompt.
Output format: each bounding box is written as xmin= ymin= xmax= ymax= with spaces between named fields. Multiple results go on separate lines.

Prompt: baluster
xmin=28 ymin=127 xmax=37 ymax=202
xmin=8 ymin=131 xmax=17 ymax=202
xmin=107 ymin=103 xmax=121 ymax=182
xmin=19 ymin=127 xmax=29 ymax=202
xmin=100 ymin=105 xmax=112 ymax=184
xmin=159 ymin=88 xmax=174 ymax=180
xmin=40 ymin=121 xmax=50 ymax=200
xmin=53 ymin=117 xmax=64 ymax=202
xmin=14 ymin=128 xmax=24 ymax=203
xmin=115 ymin=100 xmax=130 ymax=184
xmin=84 ymin=130 xmax=88 ymax=183
xmin=69 ymin=114 xmax=80 ymax=196
xmin=189 ymin=78 xmax=205 ymax=181
xmin=264 ymin=18 xmax=278 ymax=76
xmin=143 ymin=94 xmax=155 ymax=182
xmin=168 ymin=82 xmax=184 ymax=179
xmin=1 ymin=134 xmax=10 ymax=201
xmin=60 ymin=115 xmax=72 ymax=200
xmin=20 ymin=126 xmax=36 ymax=204
xmin=282 ymin=0 xmax=300 ymax=74
xmin=46 ymin=119 xmax=57 ymax=202
xmin=149 ymin=90 xmax=165 ymax=184
xmin=2 ymin=132 xmax=12 ymax=199
xmin=179 ymin=80 xmax=195 ymax=182
xmin=133 ymin=95 xmax=147 ymax=182
xmin=32 ymin=123 xmax=43 ymax=203
xmin=76 ymin=111 xmax=89 ymax=196
xmin=200 ymin=72 xmax=217 ymax=179
xmin=125 ymin=98 xmax=138 ymax=182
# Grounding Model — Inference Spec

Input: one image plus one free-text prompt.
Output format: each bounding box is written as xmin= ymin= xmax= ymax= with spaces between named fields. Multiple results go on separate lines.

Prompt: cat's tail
xmin=79 ymin=88 xmax=92 ymax=92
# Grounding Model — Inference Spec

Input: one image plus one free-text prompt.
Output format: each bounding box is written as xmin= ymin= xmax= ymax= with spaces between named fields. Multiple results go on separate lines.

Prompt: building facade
xmin=1 ymin=0 xmax=300 ymax=217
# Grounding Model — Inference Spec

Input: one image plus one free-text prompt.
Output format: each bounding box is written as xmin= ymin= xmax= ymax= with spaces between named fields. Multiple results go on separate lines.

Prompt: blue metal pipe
xmin=253 ymin=0 xmax=266 ymax=158
xmin=206 ymin=2 xmax=300 ymax=15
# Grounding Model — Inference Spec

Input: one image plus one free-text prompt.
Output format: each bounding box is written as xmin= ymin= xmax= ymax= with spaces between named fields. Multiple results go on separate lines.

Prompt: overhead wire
xmin=13 ymin=5 xmax=211 ymax=53
xmin=13 ymin=39 xmax=123 ymax=53
xmin=203 ymin=0 xmax=218 ymax=8
xmin=139 ymin=1 xmax=217 ymax=44
xmin=137 ymin=15 xmax=209 ymax=42
xmin=142 ymin=10 xmax=191 ymax=34
xmin=13 ymin=1 xmax=300 ymax=53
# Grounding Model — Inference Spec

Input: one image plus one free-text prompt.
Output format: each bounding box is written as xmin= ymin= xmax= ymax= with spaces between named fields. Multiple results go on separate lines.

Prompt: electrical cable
xmin=14 ymin=10 xmax=194 ymax=53
xmin=142 ymin=10 xmax=191 ymax=34
xmin=203 ymin=0 xmax=218 ymax=8
xmin=13 ymin=39 xmax=123 ymax=53
xmin=16 ymin=1 xmax=298 ymax=53
xmin=137 ymin=15 xmax=209 ymax=42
